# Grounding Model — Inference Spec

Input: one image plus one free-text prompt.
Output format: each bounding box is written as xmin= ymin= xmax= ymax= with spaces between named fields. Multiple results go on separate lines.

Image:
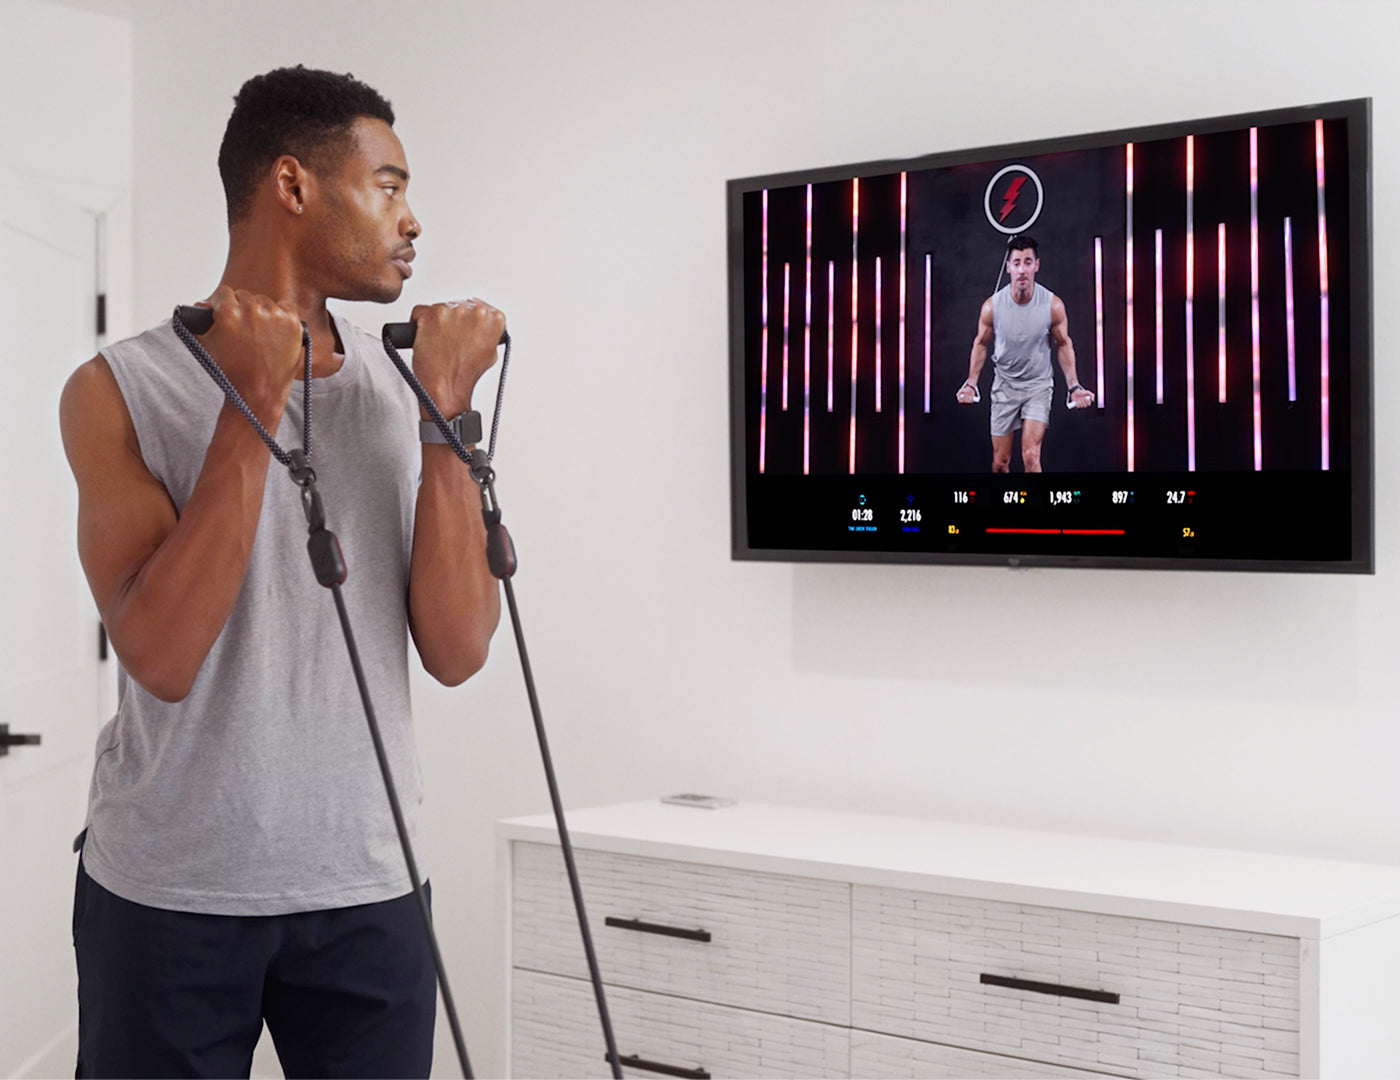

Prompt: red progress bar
xmin=984 ymin=528 xmax=1126 ymax=536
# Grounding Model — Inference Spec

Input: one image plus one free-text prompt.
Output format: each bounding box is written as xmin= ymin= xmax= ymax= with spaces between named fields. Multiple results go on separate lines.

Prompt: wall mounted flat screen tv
xmin=728 ymin=99 xmax=1372 ymax=572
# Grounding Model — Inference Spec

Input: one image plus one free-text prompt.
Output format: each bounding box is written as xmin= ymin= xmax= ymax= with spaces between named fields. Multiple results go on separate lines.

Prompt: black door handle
xmin=0 ymin=724 xmax=41 ymax=757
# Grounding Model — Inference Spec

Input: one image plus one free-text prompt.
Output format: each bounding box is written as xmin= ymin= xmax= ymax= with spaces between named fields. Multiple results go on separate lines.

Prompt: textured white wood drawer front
xmin=852 ymin=886 xmax=1301 ymax=1079
xmin=513 ymin=968 xmax=850 ymax=1079
xmin=513 ymin=842 xmax=850 ymax=1022
xmin=850 ymin=1029 xmax=1127 ymax=1078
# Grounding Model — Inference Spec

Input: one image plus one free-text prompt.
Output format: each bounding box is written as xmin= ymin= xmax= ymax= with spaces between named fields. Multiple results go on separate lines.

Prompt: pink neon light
xmin=1126 ymin=143 xmax=1134 ymax=472
xmin=1186 ymin=136 xmax=1196 ymax=472
xmin=899 ymin=171 xmax=907 ymax=474
xmin=1249 ymin=127 xmax=1261 ymax=470
xmin=817 ymin=261 xmax=828 ymax=414
xmin=849 ymin=178 xmax=859 ymax=474
xmin=875 ymin=256 xmax=883 ymax=413
xmin=1217 ymin=222 xmax=1226 ymax=404
xmin=1155 ymin=228 xmax=1164 ymax=405
xmin=782 ymin=261 xmax=790 ymax=410
xmin=924 ymin=254 xmax=932 ymax=414
xmin=1094 ymin=237 xmax=1105 ymax=409
xmin=804 ymin=184 xmax=812 ymax=475
xmin=1284 ymin=217 xmax=1296 ymax=402
xmin=759 ymin=189 xmax=768 ymax=474
xmin=1317 ymin=119 xmax=1330 ymax=471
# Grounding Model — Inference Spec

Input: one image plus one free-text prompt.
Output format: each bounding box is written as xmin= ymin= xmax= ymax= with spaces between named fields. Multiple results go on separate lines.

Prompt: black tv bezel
xmin=727 ymin=98 xmax=1373 ymax=574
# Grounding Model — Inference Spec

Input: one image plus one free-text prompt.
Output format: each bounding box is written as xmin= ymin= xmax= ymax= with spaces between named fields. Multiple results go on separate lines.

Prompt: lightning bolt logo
xmin=999 ymin=176 xmax=1027 ymax=223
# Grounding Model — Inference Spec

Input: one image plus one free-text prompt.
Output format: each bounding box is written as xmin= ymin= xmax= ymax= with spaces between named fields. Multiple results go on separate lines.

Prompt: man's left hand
xmin=408 ymin=299 xmax=507 ymax=417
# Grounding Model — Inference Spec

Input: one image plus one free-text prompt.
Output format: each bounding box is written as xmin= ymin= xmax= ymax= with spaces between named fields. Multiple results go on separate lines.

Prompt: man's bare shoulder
xmin=60 ymin=354 xmax=139 ymax=462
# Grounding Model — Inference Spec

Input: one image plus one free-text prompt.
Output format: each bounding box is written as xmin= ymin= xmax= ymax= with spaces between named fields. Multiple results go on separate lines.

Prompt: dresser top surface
xmin=500 ymin=800 xmax=1400 ymax=938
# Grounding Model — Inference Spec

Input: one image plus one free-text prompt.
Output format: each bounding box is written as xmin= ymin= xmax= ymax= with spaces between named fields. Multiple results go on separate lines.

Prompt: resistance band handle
xmin=176 ymin=305 xmax=214 ymax=335
xmin=384 ymin=321 xmax=510 ymax=350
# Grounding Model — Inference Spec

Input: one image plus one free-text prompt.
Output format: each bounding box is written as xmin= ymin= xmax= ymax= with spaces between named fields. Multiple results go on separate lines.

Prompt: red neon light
xmin=1217 ymin=222 xmax=1226 ymax=404
xmin=1094 ymin=237 xmax=1105 ymax=408
xmin=1317 ymin=119 xmax=1330 ymax=471
xmin=782 ymin=261 xmax=790 ymax=411
xmin=1186 ymin=135 xmax=1196 ymax=472
xmin=924 ymin=253 xmax=932 ymax=414
xmin=759 ymin=189 xmax=768 ymax=474
xmin=875 ymin=255 xmax=883 ymax=413
xmin=804 ymin=184 xmax=812 ymax=475
xmin=1126 ymin=143 xmax=1135 ymax=471
xmin=849 ymin=178 xmax=859 ymax=474
xmin=899 ymin=171 xmax=907 ymax=474
xmin=1250 ymin=127 xmax=1261 ymax=470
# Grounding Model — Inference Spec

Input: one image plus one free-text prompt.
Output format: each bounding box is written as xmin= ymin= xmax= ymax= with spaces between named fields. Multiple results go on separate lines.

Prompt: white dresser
xmin=497 ymin=801 xmax=1400 ymax=1079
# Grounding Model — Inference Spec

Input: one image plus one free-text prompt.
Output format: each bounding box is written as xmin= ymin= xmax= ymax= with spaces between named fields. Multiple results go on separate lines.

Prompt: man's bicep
xmin=60 ymin=356 xmax=178 ymax=622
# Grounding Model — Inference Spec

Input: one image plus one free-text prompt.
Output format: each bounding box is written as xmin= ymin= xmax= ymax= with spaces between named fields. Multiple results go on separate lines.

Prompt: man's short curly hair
xmin=218 ymin=65 xmax=395 ymax=225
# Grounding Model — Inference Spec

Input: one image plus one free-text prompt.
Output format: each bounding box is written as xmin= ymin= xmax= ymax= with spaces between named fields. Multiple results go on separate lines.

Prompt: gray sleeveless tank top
xmin=84 ymin=312 xmax=424 ymax=915
xmin=991 ymin=282 xmax=1055 ymax=386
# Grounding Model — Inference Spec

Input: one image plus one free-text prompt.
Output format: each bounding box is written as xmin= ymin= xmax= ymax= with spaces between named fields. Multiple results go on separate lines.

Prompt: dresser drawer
xmin=513 ymin=842 xmax=850 ymax=1022
xmin=852 ymin=887 xmax=1300 ymax=1079
xmin=851 ymin=1029 xmax=1126 ymax=1078
xmin=512 ymin=968 xmax=850 ymax=1079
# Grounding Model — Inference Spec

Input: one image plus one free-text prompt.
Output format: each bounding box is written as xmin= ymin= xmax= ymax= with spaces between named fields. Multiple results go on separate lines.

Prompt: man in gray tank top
xmin=956 ymin=235 xmax=1094 ymax=471
xmin=59 ymin=67 xmax=503 ymax=1077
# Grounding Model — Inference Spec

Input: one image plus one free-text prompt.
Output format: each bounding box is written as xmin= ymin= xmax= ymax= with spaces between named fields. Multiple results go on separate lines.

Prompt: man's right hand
xmin=956 ymin=382 xmax=979 ymax=405
xmin=196 ymin=287 xmax=305 ymax=421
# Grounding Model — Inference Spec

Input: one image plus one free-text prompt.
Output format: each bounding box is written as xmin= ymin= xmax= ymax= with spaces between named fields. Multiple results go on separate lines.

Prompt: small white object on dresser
xmin=498 ymin=801 xmax=1400 ymax=1079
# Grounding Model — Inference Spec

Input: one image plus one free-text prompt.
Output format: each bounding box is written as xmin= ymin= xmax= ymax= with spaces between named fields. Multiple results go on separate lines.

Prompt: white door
xmin=0 ymin=166 xmax=109 ymax=1077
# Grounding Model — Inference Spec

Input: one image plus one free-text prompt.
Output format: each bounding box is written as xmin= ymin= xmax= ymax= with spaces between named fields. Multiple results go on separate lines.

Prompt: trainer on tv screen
xmin=957 ymin=234 xmax=1095 ymax=472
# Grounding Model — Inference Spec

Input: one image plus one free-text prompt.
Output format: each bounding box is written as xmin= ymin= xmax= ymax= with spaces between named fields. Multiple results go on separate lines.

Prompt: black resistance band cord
xmin=171 ymin=305 xmax=623 ymax=1080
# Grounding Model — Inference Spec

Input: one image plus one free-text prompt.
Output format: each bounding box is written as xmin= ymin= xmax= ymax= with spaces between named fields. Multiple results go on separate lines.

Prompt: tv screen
xmin=728 ymin=99 xmax=1372 ymax=572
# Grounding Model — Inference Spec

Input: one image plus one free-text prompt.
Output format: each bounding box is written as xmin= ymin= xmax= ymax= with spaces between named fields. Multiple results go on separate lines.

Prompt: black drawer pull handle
xmin=980 ymin=973 xmax=1120 ymax=1005
xmin=612 ymin=1053 xmax=711 ymax=1079
xmin=605 ymin=916 xmax=712 ymax=943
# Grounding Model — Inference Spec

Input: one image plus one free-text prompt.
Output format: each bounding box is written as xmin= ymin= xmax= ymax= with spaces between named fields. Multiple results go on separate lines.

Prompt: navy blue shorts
xmin=73 ymin=858 xmax=436 ymax=1079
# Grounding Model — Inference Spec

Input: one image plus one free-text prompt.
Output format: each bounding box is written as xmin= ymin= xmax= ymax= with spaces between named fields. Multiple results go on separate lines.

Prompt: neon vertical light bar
xmin=899 ymin=171 xmax=907 ymax=474
xmin=782 ymin=262 xmax=790 ymax=410
xmin=1186 ymin=135 xmax=1196 ymax=471
xmin=849 ymin=177 xmax=859 ymax=474
xmin=1155 ymin=228 xmax=1164 ymax=404
xmin=759 ymin=189 xmax=768 ymax=474
xmin=1126 ymin=143 xmax=1135 ymax=471
xmin=1217 ymin=223 xmax=1226 ymax=404
xmin=1094 ymin=237 xmax=1105 ymax=409
xmin=874 ymin=256 xmax=883 ymax=413
xmin=924 ymin=253 xmax=932 ymax=413
xmin=1284 ymin=217 xmax=1296 ymax=401
xmin=826 ymin=260 xmax=835 ymax=411
xmin=1249 ymin=127 xmax=1261 ymax=470
xmin=1317 ymin=118 xmax=1330 ymax=470
xmin=803 ymin=184 xmax=812 ymax=475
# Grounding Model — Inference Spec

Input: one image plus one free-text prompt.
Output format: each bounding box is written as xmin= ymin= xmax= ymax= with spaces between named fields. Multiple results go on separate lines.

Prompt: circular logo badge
xmin=983 ymin=164 xmax=1044 ymax=235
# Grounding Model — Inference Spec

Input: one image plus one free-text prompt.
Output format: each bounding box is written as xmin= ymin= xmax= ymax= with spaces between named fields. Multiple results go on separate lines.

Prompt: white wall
xmin=79 ymin=0 xmax=1400 ymax=1074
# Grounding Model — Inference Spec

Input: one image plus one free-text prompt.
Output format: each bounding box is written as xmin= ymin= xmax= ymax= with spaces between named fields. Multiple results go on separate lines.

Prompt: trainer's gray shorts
xmin=990 ymin=377 xmax=1053 ymax=436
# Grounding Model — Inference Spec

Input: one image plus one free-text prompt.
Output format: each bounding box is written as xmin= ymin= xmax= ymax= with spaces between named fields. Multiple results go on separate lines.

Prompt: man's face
xmin=302 ymin=116 xmax=419 ymax=304
xmin=1006 ymin=247 xmax=1039 ymax=291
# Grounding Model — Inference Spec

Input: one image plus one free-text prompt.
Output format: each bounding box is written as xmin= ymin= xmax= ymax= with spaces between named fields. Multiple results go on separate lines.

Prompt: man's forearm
xmin=407 ymin=444 xmax=502 ymax=685
xmin=111 ymin=402 xmax=280 ymax=701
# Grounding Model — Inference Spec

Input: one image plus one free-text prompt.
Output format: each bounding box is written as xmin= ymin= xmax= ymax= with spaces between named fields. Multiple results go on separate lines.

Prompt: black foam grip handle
xmin=383 ymin=322 xmax=509 ymax=350
xmin=175 ymin=305 xmax=214 ymax=335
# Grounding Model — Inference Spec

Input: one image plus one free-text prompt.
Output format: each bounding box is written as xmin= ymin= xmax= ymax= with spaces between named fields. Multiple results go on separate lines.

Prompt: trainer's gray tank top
xmin=84 ymin=313 xmax=424 ymax=916
xmin=991 ymin=282 xmax=1055 ymax=385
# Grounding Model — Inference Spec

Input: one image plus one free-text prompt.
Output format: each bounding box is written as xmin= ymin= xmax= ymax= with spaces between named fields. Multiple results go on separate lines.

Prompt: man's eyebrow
xmin=375 ymin=165 xmax=410 ymax=182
